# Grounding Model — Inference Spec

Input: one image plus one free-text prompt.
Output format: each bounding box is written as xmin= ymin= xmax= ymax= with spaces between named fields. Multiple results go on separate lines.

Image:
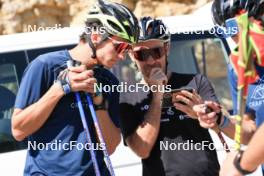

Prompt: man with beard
xmin=119 ymin=17 xmax=220 ymax=176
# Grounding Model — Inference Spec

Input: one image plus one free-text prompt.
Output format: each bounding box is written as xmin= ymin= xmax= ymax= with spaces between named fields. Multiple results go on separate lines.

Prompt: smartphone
xmin=162 ymin=87 xmax=194 ymax=108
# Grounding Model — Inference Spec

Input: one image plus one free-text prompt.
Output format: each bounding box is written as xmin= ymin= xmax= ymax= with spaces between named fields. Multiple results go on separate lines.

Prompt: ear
xmin=90 ymin=33 xmax=102 ymax=44
xmin=164 ymin=42 xmax=170 ymax=57
xmin=128 ymin=50 xmax=135 ymax=62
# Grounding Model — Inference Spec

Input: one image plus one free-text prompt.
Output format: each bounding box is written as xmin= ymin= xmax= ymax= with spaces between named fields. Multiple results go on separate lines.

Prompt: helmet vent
xmin=124 ymin=25 xmax=132 ymax=36
xmin=107 ymin=20 xmax=122 ymax=32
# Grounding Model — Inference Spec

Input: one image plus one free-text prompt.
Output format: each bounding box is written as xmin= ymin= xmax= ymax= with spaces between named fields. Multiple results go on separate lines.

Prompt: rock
xmin=0 ymin=0 xmax=212 ymax=35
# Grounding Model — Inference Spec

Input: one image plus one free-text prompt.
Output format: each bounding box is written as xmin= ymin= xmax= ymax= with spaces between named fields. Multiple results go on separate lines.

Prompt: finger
xmin=192 ymin=90 xmax=203 ymax=104
xmin=174 ymin=102 xmax=191 ymax=113
xmin=68 ymin=65 xmax=87 ymax=73
xmin=204 ymin=101 xmax=221 ymax=112
xmin=150 ymin=67 xmax=163 ymax=75
xmin=71 ymin=70 xmax=94 ymax=81
xmin=150 ymin=69 xmax=166 ymax=80
xmin=157 ymin=75 xmax=168 ymax=85
xmin=152 ymin=73 xmax=167 ymax=82
xmin=198 ymin=118 xmax=215 ymax=128
xmin=149 ymin=68 xmax=160 ymax=77
xmin=180 ymin=90 xmax=193 ymax=99
xmin=72 ymin=79 xmax=96 ymax=91
xmin=83 ymin=78 xmax=97 ymax=84
xmin=150 ymin=71 xmax=167 ymax=85
xmin=207 ymin=111 xmax=217 ymax=119
xmin=71 ymin=82 xmax=91 ymax=91
xmin=202 ymin=122 xmax=216 ymax=128
xmin=206 ymin=118 xmax=217 ymax=124
xmin=199 ymin=111 xmax=217 ymax=121
xmin=180 ymin=90 xmax=202 ymax=105
xmin=193 ymin=104 xmax=206 ymax=114
xmin=174 ymin=95 xmax=194 ymax=107
xmin=84 ymin=87 xmax=96 ymax=93
xmin=153 ymin=70 xmax=165 ymax=78
xmin=197 ymin=111 xmax=207 ymax=118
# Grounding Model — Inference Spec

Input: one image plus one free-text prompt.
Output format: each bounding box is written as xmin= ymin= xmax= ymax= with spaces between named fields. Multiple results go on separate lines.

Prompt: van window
xmin=168 ymin=40 xmax=199 ymax=74
xmin=0 ymin=64 xmax=26 ymax=153
xmin=194 ymin=38 xmax=232 ymax=109
xmin=0 ymin=51 xmax=27 ymax=83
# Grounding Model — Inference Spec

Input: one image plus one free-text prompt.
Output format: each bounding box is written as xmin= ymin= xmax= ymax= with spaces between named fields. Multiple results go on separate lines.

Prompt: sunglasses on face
xmin=133 ymin=47 xmax=165 ymax=61
xmin=108 ymin=37 xmax=131 ymax=54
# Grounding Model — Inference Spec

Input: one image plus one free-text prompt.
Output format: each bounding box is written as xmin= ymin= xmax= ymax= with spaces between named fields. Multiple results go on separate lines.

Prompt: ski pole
xmin=67 ymin=60 xmax=101 ymax=176
xmin=85 ymin=93 xmax=116 ymax=176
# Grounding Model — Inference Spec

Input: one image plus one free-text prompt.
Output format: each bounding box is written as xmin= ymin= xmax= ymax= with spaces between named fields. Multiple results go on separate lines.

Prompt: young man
xmin=11 ymin=1 xmax=139 ymax=175
xmin=119 ymin=17 xmax=220 ymax=176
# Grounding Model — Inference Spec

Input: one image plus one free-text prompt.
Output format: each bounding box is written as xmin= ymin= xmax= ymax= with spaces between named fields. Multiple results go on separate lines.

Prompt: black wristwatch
xmin=234 ymin=150 xmax=255 ymax=175
xmin=93 ymin=95 xmax=108 ymax=111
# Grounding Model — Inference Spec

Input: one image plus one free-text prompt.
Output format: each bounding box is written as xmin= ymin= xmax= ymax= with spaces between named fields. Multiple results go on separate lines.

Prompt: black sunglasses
xmin=133 ymin=47 xmax=165 ymax=61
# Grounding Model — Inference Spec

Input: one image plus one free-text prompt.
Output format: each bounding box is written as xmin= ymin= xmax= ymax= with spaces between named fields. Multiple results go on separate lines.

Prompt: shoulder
xmin=170 ymin=72 xmax=207 ymax=86
xmin=99 ymin=68 xmax=119 ymax=85
xmin=36 ymin=50 xmax=69 ymax=69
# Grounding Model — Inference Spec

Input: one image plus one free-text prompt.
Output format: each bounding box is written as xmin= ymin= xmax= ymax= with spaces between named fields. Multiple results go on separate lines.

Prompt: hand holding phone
xmin=162 ymin=87 xmax=193 ymax=108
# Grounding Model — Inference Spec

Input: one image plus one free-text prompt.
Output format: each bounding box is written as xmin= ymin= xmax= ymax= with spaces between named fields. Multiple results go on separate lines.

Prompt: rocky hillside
xmin=0 ymin=0 xmax=211 ymax=35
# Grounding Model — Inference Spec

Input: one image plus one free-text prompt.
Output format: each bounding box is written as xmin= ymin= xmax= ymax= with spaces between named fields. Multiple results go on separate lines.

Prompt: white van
xmin=2 ymin=11 xmax=260 ymax=176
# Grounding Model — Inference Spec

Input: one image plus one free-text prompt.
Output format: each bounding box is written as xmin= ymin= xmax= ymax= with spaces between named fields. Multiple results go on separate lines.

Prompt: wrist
xmin=234 ymin=150 xmax=256 ymax=175
xmin=153 ymin=93 xmax=163 ymax=105
xmin=56 ymin=69 xmax=72 ymax=95
xmin=92 ymin=92 xmax=103 ymax=105
xmin=52 ymin=82 xmax=65 ymax=97
xmin=219 ymin=115 xmax=230 ymax=129
xmin=240 ymin=152 xmax=258 ymax=173
xmin=93 ymin=93 xmax=108 ymax=111
xmin=153 ymin=91 xmax=163 ymax=100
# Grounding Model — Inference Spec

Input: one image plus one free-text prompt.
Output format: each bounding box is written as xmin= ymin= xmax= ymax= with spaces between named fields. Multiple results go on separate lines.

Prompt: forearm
xmin=240 ymin=123 xmax=264 ymax=171
xmin=12 ymin=83 xmax=64 ymax=141
xmin=96 ymin=110 xmax=121 ymax=155
xmin=127 ymin=94 xmax=162 ymax=158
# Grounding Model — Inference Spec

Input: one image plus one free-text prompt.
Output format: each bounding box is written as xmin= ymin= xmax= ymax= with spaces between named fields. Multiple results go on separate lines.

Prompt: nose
xmin=146 ymin=56 xmax=156 ymax=65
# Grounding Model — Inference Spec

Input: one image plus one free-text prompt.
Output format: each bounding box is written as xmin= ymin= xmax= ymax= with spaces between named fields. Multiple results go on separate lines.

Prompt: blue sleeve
xmin=227 ymin=63 xmax=238 ymax=115
xmin=15 ymin=59 xmax=49 ymax=109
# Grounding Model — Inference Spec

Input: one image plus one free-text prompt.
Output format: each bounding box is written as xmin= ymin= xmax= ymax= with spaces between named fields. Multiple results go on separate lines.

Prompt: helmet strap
xmin=85 ymin=33 xmax=110 ymax=59
xmin=86 ymin=36 xmax=97 ymax=59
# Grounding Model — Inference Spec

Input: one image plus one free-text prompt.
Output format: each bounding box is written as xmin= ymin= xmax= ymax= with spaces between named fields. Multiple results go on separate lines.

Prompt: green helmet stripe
xmin=86 ymin=14 xmax=136 ymax=43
